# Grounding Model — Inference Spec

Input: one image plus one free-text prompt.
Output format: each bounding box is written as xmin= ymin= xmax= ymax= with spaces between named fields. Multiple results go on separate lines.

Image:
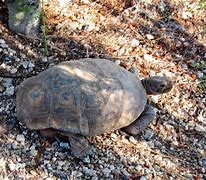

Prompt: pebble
xmin=182 ymin=11 xmax=192 ymax=19
xmin=144 ymin=54 xmax=155 ymax=61
xmin=144 ymin=129 xmax=154 ymax=140
xmin=146 ymin=34 xmax=154 ymax=40
xmin=102 ymin=167 xmax=111 ymax=176
xmin=22 ymin=61 xmax=29 ymax=69
xmin=60 ymin=142 xmax=69 ymax=149
xmin=0 ymin=39 xmax=6 ymax=44
xmin=30 ymin=150 xmax=38 ymax=156
xmin=16 ymin=134 xmax=25 ymax=143
xmin=0 ymin=158 xmax=6 ymax=169
xmin=10 ymin=68 xmax=18 ymax=74
xmin=129 ymin=136 xmax=137 ymax=144
xmin=195 ymin=124 xmax=205 ymax=132
xmin=131 ymin=38 xmax=140 ymax=47
xmin=82 ymin=167 xmax=96 ymax=176
xmin=151 ymin=95 xmax=159 ymax=104
xmin=140 ymin=176 xmax=147 ymax=180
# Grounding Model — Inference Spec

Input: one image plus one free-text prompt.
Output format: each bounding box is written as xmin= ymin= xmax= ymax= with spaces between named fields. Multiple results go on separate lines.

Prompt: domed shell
xmin=16 ymin=58 xmax=147 ymax=136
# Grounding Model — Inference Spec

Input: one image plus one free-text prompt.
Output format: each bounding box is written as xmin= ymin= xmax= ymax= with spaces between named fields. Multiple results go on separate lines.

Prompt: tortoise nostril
xmin=160 ymin=84 xmax=165 ymax=88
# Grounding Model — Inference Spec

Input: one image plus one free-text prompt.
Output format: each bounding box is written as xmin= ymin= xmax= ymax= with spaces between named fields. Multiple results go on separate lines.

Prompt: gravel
xmin=0 ymin=0 xmax=205 ymax=179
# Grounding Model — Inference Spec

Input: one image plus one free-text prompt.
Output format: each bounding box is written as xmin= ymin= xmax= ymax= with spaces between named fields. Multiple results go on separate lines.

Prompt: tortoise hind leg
xmin=123 ymin=105 xmax=156 ymax=135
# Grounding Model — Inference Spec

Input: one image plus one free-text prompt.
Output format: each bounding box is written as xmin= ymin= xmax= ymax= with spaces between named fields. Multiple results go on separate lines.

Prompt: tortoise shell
xmin=16 ymin=58 xmax=147 ymax=136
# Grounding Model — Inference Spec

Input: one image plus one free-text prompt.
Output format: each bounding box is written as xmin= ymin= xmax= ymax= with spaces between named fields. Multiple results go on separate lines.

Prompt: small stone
xmin=82 ymin=167 xmax=96 ymax=176
xmin=28 ymin=62 xmax=35 ymax=68
xmin=30 ymin=144 xmax=36 ymax=150
xmin=58 ymin=161 xmax=65 ymax=167
xmin=144 ymin=54 xmax=155 ymax=61
xmin=0 ymin=39 xmax=6 ymax=44
xmin=195 ymin=124 xmax=205 ymax=132
xmin=202 ymin=158 xmax=206 ymax=168
xmin=60 ymin=142 xmax=69 ymax=149
xmin=9 ymin=162 xmax=16 ymax=171
xmin=42 ymin=57 xmax=47 ymax=62
xmin=182 ymin=11 xmax=192 ymax=19
xmin=10 ymin=68 xmax=18 ymax=74
xmin=16 ymin=134 xmax=25 ymax=143
xmin=30 ymin=149 xmax=38 ymax=156
xmin=140 ymin=176 xmax=147 ymax=180
xmin=131 ymin=38 xmax=140 ymax=48
xmin=0 ymin=158 xmax=6 ymax=168
xmin=129 ymin=136 xmax=137 ymax=144
xmin=5 ymin=86 xmax=14 ymax=96
xmin=0 ymin=84 xmax=5 ymax=92
xmin=12 ymin=142 xmax=18 ymax=149
xmin=102 ymin=168 xmax=111 ymax=176
xmin=87 ymin=22 xmax=96 ymax=32
xmin=110 ymin=165 xmax=115 ymax=171
xmin=151 ymin=95 xmax=159 ymax=104
xmin=83 ymin=156 xmax=90 ymax=163
xmin=22 ymin=61 xmax=29 ymax=69
xmin=144 ymin=129 xmax=154 ymax=140
xmin=146 ymin=34 xmax=154 ymax=40
xmin=135 ymin=164 xmax=142 ymax=171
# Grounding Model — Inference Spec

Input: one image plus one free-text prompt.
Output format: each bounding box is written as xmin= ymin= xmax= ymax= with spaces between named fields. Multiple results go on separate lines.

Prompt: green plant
xmin=198 ymin=0 xmax=206 ymax=9
xmin=40 ymin=0 xmax=48 ymax=56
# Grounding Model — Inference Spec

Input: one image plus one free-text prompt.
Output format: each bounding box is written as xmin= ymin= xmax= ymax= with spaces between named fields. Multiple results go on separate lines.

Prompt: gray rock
xmin=195 ymin=124 xmax=205 ymax=132
xmin=60 ymin=142 xmax=69 ymax=149
xmin=30 ymin=150 xmax=38 ymax=156
xmin=144 ymin=129 xmax=154 ymax=140
xmin=82 ymin=166 xmax=96 ymax=176
xmin=16 ymin=134 xmax=25 ymax=143
xmin=140 ymin=176 xmax=147 ymax=180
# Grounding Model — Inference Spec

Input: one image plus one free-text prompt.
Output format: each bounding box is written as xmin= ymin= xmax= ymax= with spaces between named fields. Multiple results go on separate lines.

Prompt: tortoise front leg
xmin=123 ymin=105 xmax=156 ymax=135
xmin=68 ymin=134 xmax=92 ymax=158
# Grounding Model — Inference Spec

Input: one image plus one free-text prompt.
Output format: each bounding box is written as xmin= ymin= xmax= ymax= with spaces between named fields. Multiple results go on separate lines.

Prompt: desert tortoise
xmin=16 ymin=58 xmax=173 ymax=157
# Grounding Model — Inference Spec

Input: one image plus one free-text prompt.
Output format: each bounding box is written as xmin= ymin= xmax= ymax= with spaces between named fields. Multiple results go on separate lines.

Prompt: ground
xmin=0 ymin=0 xmax=206 ymax=179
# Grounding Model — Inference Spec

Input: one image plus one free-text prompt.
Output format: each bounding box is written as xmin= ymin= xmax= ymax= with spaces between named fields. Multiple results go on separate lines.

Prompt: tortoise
xmin=16 ymin=58 xmax=173 ymax=157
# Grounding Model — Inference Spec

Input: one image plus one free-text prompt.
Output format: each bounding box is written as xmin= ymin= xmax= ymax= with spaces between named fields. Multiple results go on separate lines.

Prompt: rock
xmin=30 ymin=150 xmax=38 ymax=156
xmin=83 ymin=156 xmax=90 ymax=163
xmin=16 ymin=134 xmax=25 ymax=143
xmin=0 ymin=39 xmax=6 ymax=44
xmin=202 ymin=157 xmax=206 ymax=168
xmin=146 ymin=34 xmax=154 ymax=40
xmin=129 ymin=136 xmax=137 ymax=144
xmin=82 ymin=167 xmax=96 ymax=176
xmin=29 ymin=144 xmax=36 ymax=150
xmin=42 ymin=57 xmax=47 ymax=62
xmin=144 ymin=54 xmax=155 ymax=61
xmin=60 ymin=142 xmax=69 ymax=149
xmin=195 ymin=124 xmax=205 ymax=132
xmin=12 ymin=142 xmax=18 ymax=149
xmin=182 ymin=11 xmax=192 ymax=19
xmin=22 ymin=61 xmax=29 ymax=69
xmin=0 ymin=158 xmax=6 ymax=169
xmin=102 ymin=168 xmax=111 ymax=176
xmin=10 ymin=68 xmax=18 ymax=74
xmin=140 ymin=176 xmax=147 ymax=180
xmin=8 ymin=161 xmax=16 ymax=171
xmin=131 ymin=38 xmax=140 ymax=48
xmin=5 ymin=86 xmax=14 ymax=96
xmin=144 ymin=129 xmax=154 ymax=140
xmin=151 ymin=95 xmax=159 ymax=104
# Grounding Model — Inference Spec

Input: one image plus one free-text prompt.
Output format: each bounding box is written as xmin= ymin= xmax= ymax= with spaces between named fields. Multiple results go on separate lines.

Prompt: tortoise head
xmin=142 ymin=76 xmax=173 ymax=95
